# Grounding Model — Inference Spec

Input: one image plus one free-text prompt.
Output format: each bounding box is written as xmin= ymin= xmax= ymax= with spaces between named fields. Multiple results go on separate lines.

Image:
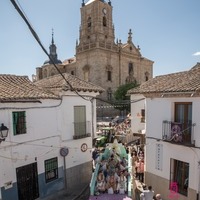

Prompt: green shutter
xmin=12 ymin=112 xmax=18 ymax=135
xmin=74 ymin=106 xmax=86 ymax=136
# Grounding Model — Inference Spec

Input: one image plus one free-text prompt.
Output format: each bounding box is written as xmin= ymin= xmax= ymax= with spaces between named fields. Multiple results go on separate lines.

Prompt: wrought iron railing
xmin=162 ymin=120 xmax=196 ymax=145
xmin=73 ymin=121 xmax=91 ymax=139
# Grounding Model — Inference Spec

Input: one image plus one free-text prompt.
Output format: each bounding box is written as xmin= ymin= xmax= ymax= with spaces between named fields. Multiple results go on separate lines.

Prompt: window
xmin=107 ymin=71 xmax=112 ymax=81
xmin=45 ymin=157 xmax=58 ymax=183
xmin=170 ymin=159 xmax=189 ymax=196
xmin=71 ymin=71 xmax=74 ymax=75
xmin=87 ymin=17 xmax=91 ymax=28
xmin=106 ymin=65 xmax=112 ymax=81
xmin=83 ymin=65 xmax=90 ymax=82
xmin=74 ymin=106 xmax=86 ymax=139
xmin=103 ymin=16 xmax=107 ymax=26
xmin=175 ymin=102 xmax=192 ymax=143
xmin=145 ymin=71 xmax=149 ymax=81
xmin=141 ymin=109 xmax=145 ymax=123
xmin=13 ymin=111 xmax=26 ymax=135
xmin=128 ymin=63 xmax=133 ymax=75
xmin=51 ymin=68 xmax=56 ymax=76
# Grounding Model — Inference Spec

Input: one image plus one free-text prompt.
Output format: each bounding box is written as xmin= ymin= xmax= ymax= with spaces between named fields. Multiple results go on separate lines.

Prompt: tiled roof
xmin=128 ymin=62 xmax=200 ymax=95
xmin=35 ymin=73 xmax=105 ymax=94
xmin=0 ymin=75 xmax=59 ymax=102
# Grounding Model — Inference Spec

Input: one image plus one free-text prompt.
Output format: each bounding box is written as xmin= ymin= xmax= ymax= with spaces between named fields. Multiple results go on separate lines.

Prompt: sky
xmin=0 ymin=0 xmax=200 ymax=80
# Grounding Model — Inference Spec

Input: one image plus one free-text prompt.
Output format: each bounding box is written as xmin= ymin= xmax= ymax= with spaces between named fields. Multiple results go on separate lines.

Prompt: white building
xmin=0 ymin=73 xmax=104 ymax=200
xmin=128 ymin=63 xmax=200 ymax=200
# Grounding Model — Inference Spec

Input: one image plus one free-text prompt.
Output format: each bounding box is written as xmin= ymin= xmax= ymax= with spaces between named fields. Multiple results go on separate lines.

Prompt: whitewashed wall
xmin=146 ymin=139 xmax=200 ymax=192
xmin=145 ymin=96 xmax=200 ymax=193
xmin=131 ymin=94 xmax=146 ymax=133
xmin=0 ymin=90 xmax=98 ymax=190
xmin=146 ymin=97 xmax=200 ymax=145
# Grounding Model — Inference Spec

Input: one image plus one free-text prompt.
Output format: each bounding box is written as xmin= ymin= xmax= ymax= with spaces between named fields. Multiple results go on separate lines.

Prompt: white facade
xmin=132 ymin=95 xmax=200 ymax=200
xmin=0 ymin=90 xmax=98 ymax=200
xmin=130 ymin=94 xmax=146 ymax=134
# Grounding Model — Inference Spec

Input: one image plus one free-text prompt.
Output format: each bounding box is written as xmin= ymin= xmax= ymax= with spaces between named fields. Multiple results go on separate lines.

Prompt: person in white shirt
xmin=140 ymin=192 xmax=145 ymax=200
xmin=142 ymin=186 xmax=154 ymax=200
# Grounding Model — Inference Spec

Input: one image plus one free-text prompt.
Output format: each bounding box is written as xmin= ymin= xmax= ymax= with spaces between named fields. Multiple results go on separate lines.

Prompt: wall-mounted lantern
xmin=0 ymin=123 xmax=9 ymax=143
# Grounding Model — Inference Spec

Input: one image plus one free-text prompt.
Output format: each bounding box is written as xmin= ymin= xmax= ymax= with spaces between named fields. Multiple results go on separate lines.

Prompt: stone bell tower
xmin=78 ymin=0 xmax=115 ymax=49
xmin=75 ymin=0 xmax=120 ymax=104
xmin=73 ymin=0 xmax=153 ymax=118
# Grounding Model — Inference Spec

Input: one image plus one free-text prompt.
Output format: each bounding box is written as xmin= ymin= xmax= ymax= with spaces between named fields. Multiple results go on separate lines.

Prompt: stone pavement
xmin=42 ymin=184 xmax=90 ymax=200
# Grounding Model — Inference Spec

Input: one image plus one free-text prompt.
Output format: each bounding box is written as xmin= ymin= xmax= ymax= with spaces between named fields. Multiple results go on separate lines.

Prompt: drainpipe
xmin=91 ymin=98 xmax=95 ymax=141
xmin=197 ymin=161 xmax=200 ymax=200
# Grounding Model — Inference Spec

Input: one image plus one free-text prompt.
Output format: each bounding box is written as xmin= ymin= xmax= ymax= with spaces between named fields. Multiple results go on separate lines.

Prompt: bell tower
xmin=77 ymin=0 xmax=116 ymax=53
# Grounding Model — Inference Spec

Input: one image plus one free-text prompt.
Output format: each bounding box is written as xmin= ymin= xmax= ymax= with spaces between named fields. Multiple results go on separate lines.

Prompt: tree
xmin=113 ymin=82 xmax=138 ymax=113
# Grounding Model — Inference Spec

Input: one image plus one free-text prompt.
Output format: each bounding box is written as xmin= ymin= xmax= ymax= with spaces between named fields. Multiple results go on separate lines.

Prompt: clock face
xmin=102 ymin=8 xmax=107 ymax=15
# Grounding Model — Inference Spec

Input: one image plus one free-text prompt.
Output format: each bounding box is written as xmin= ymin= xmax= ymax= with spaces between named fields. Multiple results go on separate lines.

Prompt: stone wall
xmin=66 ymin=161 xmax=92 ymax=191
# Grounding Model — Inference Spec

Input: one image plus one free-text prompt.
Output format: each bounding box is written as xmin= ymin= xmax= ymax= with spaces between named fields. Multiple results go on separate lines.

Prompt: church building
xmin=35 ymin=0 xmax=153 ymax=116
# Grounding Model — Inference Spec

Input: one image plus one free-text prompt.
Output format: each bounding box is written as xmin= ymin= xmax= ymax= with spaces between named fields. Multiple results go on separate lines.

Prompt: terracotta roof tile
xmin=128 ymin=62 xmax=200 ymax=95
xmin=34 ymin=73 xmax=105 ymax=94
xmin=0 ymin=75 xmax=59 ymax=102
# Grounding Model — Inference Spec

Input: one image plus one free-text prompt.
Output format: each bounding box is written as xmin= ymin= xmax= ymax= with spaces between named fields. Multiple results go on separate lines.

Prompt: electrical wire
xmin=9 ymin=0 xmax=143 ymax=108
xmin=10 ymin=0 xmax=92 ymax=102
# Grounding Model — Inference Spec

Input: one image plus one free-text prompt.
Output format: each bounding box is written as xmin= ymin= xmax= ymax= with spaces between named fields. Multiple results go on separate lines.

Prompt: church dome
xmin=43 ymin=58 xmax=62 ymax=65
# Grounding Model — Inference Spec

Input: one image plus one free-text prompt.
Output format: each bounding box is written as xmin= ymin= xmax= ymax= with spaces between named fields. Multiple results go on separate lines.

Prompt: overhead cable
xmin=10 ymin=0 xmax=92 ymax=102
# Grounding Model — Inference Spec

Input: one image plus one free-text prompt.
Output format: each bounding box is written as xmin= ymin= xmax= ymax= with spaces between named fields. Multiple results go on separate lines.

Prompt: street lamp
xmin=0 ymin=123 xmax=9 ymax=143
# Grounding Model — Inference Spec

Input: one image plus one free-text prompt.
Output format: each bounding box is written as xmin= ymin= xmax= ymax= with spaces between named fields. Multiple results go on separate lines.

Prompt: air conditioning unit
xmin=171 ymin=122 xmax=183 ymax=142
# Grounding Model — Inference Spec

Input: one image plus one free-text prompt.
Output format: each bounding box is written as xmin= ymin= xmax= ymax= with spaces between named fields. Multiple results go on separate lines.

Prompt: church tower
xmin=74 ymin=0 xmax=153 ymax=114
xmin=36 ymin=31 xmax=63 ymax=81
xmin=75 ymin=0 xmax=120 ymax=102
xmin=77 ymin=0 xmax=115 ymax=49
xmin=44 ymin=30 xmax=62 ymax=65
xmin=36 ymin=0 xmax=153 ymax=117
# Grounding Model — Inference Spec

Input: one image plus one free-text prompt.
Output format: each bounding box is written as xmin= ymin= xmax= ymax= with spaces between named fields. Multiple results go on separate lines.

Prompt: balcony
xmin=73 ymin=121 xmax=91 ymax=140
xmin=162 ymin=120 xmax=196 ymax=146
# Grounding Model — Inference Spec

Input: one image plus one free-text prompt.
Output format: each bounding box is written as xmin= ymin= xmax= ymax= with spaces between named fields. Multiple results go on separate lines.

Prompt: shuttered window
xmin=13 ymin=111 xmax=27 ymax=135
xmin=74 ymin=106 xmax=86 ymax=137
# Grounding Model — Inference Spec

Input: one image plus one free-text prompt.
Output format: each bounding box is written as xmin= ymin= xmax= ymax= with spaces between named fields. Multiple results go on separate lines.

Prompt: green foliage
xmin=113 ymin=82 xmax=138 ymax=112
xmin=114 ymin=82 xmax=137 ymax=100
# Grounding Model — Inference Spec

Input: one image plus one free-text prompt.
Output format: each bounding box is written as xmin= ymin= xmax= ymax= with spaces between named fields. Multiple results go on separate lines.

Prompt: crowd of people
xmin=129 ymin=144 xmax=163 ymax=199
xmin=93 ymin=146 xmax=130 ymax=195
xmin=94 ymin=115 xmax=163 ymax=199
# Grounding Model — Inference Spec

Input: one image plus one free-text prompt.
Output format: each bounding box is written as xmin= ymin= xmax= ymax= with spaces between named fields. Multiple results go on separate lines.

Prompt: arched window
xmin=83 ymin=65 xmax=90 ymax=82
xmin=103 ymin=16 xmax=107 ymax=27
xmin=84 ymin=71 xmax=89 ymax=82
xmin=87 ymin=17 xmax=91 ymax=28
xmin=107 ymin=71 xmax=112 ymax=81
xmin=71 ymin=71 xmax=74 ymax=75
xmin=106 ymin=65 xmax=112 ymax=81
xmin=51 ymin=68 xmax=56 ymax=76
xmin=145 ymin=72 xmax=149 ymax=81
